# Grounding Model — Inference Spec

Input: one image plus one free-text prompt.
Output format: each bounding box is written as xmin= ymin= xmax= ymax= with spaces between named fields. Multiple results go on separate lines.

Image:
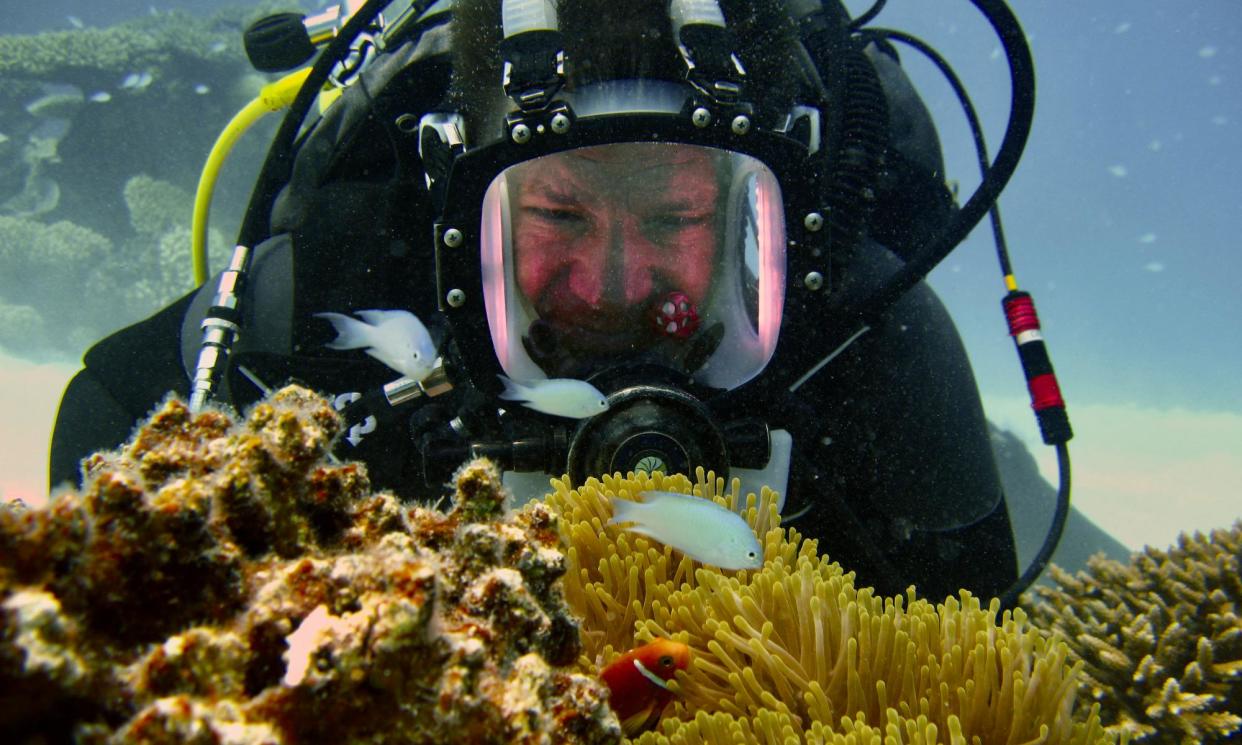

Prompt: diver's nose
xmin=617 ymin=219 xmax=656 ymax=303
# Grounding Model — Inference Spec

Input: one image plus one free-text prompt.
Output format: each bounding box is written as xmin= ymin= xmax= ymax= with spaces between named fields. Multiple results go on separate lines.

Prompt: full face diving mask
xmin=422 ymin=51 xmax=827 ymax=490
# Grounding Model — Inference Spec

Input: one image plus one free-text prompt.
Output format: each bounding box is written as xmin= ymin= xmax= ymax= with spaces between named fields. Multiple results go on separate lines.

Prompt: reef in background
xmin=0 ymin=9 xmax=269 ymax=360
xmin=1027 ymin=524 xmax=1242 ymax=744
xmin=0 ymin=386 xmax=620 ymax=744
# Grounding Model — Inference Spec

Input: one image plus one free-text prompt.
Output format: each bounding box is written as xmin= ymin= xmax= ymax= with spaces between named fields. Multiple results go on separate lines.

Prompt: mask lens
xmin=481 ymin=143 xmax=785 ymax=389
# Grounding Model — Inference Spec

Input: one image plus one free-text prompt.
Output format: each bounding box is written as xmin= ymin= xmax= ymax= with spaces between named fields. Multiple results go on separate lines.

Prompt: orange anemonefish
xmin=599 ymin=637 xmax=691 ymax=736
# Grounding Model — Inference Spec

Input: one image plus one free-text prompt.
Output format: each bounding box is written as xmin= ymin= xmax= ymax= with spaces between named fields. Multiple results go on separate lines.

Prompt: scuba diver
xmin=49 ymin=0 xmax=1072 ymax=606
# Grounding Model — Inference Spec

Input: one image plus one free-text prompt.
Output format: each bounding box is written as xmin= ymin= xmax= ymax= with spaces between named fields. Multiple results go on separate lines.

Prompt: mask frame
xmin=425 ymin=98 xmax=833 ymax=405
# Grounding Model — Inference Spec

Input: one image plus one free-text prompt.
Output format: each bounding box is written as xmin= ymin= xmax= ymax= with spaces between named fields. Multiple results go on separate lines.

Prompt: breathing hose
xmin=190 ymin=68 xmax=312 ymax=286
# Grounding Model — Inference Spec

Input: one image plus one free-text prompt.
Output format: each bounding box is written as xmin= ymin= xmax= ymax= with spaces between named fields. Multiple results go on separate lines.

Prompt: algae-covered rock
xmin=0 ymin=386 xmax=621 ymax=743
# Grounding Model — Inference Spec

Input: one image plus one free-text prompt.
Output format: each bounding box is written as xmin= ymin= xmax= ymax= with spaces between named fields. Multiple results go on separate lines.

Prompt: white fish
xmin=208 ymin=40 xmax=228 ymax=54
xmin=67 ymin=15 xmax=84 ymax=29
xmin=194 ymin=84 xmax=210 ymax=95
xmin=121 ymin=73 xmax=141 ymax=89
xmin=610 ymin=491 xmax=764 ymax=570
xmin=89 ymin=91 xmax=112 ymax=103
xmin=315 ymin=309 xmax=437 ymax=381
xmin=135 ymin=72 xmax=154 ymax=90
xmin=498 ymin=375 xmax=608 ymax=419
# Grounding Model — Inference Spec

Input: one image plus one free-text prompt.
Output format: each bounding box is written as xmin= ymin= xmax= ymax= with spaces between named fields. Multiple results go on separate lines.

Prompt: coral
xmin=104 ymin=174 xmax=227 ymax=312
xmin=0 ymin=177 xmax=226 ymax=359
xmin=0 ymin=215 xmax=113 ymax=355
xmin=545 ymin=471 xmax=1118 ymax=744
xmin=1026 ymin=524 xmax=1242 ymax=744
xmin=0 ymin=10 xmax=270 ymax=361
xmin=0 ymin=215 xmax=112 ymax=301
xmin=124 ymin=173 xmax=193 ymax=240
xmin=0 ymin=11 xmax=247 ymax=81
xmin=0 ymin=386 xmax=621 ymax=744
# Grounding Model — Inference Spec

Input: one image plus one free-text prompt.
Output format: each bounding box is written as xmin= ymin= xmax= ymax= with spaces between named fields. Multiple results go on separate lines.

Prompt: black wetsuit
xmin=49 ymin=31 xmax=1017 ymax=604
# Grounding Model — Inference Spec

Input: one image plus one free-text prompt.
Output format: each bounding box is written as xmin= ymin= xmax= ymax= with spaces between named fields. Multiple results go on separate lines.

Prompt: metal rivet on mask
xmin=511 ymin=123 xmax=532 ymax=143
xmin=446 ymin=288 xmax=466 ymax=307
xmin=804 ymin=271 xmax=824 ymax=291
xmin=443 ymin=228 xmax=463 ymax=248
xmin=550 ymin=112 xmax=571 ymax=134
xmin=803 ymin=212 xmax=824 ymax=232
xmin=691 ymin=107 xmax=712 ymax=128
xmin=395 ymin=114 xmax=419 ymax=133
xmin=731 ymin=115 xmax=751 ymax=135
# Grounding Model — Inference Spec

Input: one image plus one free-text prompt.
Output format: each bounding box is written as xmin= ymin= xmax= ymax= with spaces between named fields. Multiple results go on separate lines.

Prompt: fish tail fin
xmin=497 ymin=374 xmax=530 ymax=403
xmin=620 ymin=703 xmax=663 ymax=738
xmin=609 ymin=497 xmax=643 ymax=526
xmin=313 ymin=312 xmax=370 ymax=350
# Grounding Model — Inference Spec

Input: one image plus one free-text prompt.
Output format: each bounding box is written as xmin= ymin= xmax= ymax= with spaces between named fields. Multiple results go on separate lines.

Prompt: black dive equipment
xmin=214 ymin=0 xmax=1071 ymax=608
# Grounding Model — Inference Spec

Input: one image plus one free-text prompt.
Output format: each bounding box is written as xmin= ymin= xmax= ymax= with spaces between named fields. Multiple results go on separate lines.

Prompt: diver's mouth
xmin=529 ymin=316 xmax=649 ymax=355
xmin=533 ymin=281 xmax=659 ymax=340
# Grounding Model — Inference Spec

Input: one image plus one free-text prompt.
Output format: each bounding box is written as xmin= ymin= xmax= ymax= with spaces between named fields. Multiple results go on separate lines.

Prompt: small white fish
xmin=135 ymin=72 xmax=154 ymax=90
xmin=610 ymin=491 xmax=763 ymax=570
xmin=89 ymin=91 xmax=112 ymax=103
xmin=208 ymin=40 xmax=228 ymax=54
xmin=67 ymin=15 xmax=84 ymax=29
xmin=315 ymin=309 xmax=437 ymax=381
xmin=498 ymin=375 xmax=608 ymax=419
xmin=194 ymin=84 xmax=210 ymax=95
xmin=120 ymin=73 xmax=140 ymax=89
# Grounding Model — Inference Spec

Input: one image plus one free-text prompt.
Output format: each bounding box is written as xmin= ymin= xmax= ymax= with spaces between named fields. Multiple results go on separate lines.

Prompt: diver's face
xmin=510 ymin=144 xmax=720 ymax=338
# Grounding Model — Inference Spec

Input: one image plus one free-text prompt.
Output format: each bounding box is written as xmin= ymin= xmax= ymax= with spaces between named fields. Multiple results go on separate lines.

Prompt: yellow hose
xmin=191 ymin=68 xmax=314 ymax=285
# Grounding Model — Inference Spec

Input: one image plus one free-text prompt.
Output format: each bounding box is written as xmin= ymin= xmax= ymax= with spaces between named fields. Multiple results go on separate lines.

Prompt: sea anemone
xmin=545 ymin=470 xmax=1116 ymax=743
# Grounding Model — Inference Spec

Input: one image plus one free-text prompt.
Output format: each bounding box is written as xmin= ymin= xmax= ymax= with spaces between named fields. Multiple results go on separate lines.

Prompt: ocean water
xmin=859 ymin=0 xmax=1242 ymax=550
xmin=0 ymin=0 xmax=1237 ymax=563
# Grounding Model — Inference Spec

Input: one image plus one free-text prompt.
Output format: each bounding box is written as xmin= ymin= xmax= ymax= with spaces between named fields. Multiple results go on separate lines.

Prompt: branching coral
xmin=1025 ymin=524 xmax=1242 ymax=744
xmin=0 ymin=386 xmax=621 ymax=744
xmin=545 ymin=471 xmax=1118 ymax=744
xmin=0 ymin=215 xmax=113 ymax=354
xmin=105 ymin=174 xmax=227 ymax=311
xmin=0 ymin=12 xmax=244 ymax=80
xmin=0 ymin=175 xmax=226 ymax=358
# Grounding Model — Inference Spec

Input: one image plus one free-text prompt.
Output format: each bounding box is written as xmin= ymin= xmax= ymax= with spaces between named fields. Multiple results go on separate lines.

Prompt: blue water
xmin=869 ymin=1 xmax=1242 ymax=413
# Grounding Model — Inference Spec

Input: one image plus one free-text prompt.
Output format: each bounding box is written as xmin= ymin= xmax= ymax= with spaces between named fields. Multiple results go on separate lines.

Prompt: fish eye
xmin=748 ymin=551 xmax=758 ymax=559
xmin=658 ymin=654 xmax=674 ymax=668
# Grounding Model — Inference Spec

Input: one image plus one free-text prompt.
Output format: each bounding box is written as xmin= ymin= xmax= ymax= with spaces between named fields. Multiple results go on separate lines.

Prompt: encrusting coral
xmin=544 ymin=471 xmax=1120 ymax=744
xmin=1025 ymin=523 xmax=1242 ymax=744
xmin=0 ymin=386 xmax=620 ymax=744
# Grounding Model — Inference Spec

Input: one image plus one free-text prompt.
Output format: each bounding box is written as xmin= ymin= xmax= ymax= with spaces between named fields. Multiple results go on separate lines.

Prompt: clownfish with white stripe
xmin=599 ymin=637 xmax=691 ymax=736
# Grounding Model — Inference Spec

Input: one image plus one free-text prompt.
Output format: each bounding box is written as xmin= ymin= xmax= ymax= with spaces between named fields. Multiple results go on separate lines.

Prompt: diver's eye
xmin=527 ymin=206 xmax=586 ymax=227
xmin=658 ymin=654 xmax=674 ymax=668
xmin=642 ymin=212 xmax=710 ymax=243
